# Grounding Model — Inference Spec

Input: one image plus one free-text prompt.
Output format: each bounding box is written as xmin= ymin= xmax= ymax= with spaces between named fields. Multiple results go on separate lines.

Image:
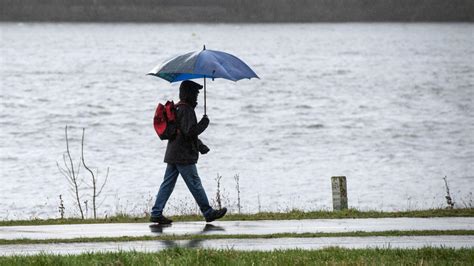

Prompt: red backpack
xmin=153 ymin=101 xmax=178 ymax=140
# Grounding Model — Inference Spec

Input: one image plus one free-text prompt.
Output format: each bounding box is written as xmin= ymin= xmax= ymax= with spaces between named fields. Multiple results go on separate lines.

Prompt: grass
xmin=0 ymin=247 xmax=473 ymax=265
xmin=1 ymin=230 xmax=473 ymax=245
xmin=1 ymin=208 xmax=473 ymax=227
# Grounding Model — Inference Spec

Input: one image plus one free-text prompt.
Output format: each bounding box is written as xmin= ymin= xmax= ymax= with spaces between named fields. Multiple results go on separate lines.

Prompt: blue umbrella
xmin=148 ymin=45 xmax=259 ymax=114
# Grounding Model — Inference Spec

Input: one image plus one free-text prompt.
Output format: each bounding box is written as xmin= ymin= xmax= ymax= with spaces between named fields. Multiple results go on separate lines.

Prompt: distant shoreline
xmin=1 ymin=0 xmax=473 ymax=22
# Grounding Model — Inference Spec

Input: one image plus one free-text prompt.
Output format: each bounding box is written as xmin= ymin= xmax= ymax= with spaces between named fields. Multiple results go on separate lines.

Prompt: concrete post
xmin=331 ymin=176 xmax=348 ymax=211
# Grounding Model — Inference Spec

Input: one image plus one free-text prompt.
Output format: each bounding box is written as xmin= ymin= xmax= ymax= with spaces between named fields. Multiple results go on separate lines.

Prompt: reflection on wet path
xmin=149 ymin=224 xmax=226 ymax=248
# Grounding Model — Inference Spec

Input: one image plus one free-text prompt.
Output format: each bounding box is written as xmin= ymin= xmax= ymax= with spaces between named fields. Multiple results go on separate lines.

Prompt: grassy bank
xmin=1 ymin=230 xmax=473 ymax=245
xmin=1 ymin=247 xmax=473 ymax=265
xmin=1 ymin=208 xmax=472 ymax=226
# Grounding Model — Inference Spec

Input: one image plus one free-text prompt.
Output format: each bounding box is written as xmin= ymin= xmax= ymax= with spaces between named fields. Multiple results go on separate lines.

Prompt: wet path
xmin=0 ymin=235 xmax=473 ymax=256
xmin=1 ymin=218 xmax=473 ymax=255
xmin=1 ymin=217 xmax=473 ymax=240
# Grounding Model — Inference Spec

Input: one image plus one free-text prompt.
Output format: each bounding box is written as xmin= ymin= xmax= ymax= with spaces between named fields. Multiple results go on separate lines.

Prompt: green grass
xmin=1 ymin=208 xmax=473 ymax=226
xmin=1 ymin=247 xmax=473 ymax=265
xmin=1 ymin=230 xmax=473 ymax=245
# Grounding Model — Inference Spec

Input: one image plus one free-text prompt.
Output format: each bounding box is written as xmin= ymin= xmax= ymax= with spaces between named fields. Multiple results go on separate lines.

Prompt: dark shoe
xmin=150 ymin=215 xmax=173 ymax=224
xmin=205 ymin=208 xmax=227 ymax=223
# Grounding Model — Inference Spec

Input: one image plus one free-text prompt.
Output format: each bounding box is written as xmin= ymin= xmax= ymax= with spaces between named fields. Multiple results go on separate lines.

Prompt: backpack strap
xmin=175 ymin=101 xmax=189 ymax=108
xmin=174 ymin=101 xmax=189 ymax=136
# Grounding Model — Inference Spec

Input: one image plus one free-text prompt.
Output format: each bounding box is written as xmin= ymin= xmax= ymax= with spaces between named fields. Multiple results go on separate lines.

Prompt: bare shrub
xmin=57 ymin=126 xmax=110 ymax=219
xmin=56 ymin=125 xmax=84 ymax=219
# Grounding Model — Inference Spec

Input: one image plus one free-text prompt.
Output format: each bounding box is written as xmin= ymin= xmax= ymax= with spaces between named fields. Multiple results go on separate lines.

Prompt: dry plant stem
xmin=81 ymin=128 xmax=95 ymax=218
xmin=234 ymin=174 xmax=241 ymax=214
xmin=68 ymin=126 xmax=84 ymax=219
xmin=58 ymin=195 xmax=65 ymax=219
xmin=215 ymin=174 xmax=222 ymax=210
xmin=56 ymin=125 xmax=84 ymax=219
xmin=443 ymin=176 xmax=455 ymax=209
xmin=84 ymin=200 xmax=89 ymax=217
xmin=258 ymin=194 xmax=262 ymax=213
xmin=81 ymin=128 xmax=109 ymax=219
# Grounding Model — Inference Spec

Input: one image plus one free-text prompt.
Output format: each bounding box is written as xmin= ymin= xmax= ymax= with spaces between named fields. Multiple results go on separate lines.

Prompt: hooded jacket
xmin=164 ymin=82 xmax=209 ymax=164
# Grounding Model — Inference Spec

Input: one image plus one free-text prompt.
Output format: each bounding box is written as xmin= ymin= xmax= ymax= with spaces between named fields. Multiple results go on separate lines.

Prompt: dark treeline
xmin=1 ymin=0 xmax=473 ymax=22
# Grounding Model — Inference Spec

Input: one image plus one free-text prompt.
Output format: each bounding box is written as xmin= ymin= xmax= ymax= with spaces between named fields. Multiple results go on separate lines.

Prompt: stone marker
xmin=331 ymin=176 xmax=348 ymax=210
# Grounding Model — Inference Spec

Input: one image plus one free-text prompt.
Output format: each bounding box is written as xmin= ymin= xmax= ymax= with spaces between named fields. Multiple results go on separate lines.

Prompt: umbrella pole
xmin=204 ymin=77 xmax=207 ymax=115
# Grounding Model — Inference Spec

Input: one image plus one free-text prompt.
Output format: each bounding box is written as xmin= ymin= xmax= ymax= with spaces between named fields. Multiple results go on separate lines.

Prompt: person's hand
xmin=199 ymin=144 xmax=210 ymax=154
xmin=200 ymin=115 xmax=210 ymax=127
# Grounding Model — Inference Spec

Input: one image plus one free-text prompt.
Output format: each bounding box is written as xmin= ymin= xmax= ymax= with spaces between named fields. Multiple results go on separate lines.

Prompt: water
xmin=1 ymin=23 xmax=473 ymax=220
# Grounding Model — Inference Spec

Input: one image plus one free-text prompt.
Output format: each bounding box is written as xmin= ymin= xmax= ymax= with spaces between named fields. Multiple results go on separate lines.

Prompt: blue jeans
xmin=151 ymin=163 xmax=213 ymax=218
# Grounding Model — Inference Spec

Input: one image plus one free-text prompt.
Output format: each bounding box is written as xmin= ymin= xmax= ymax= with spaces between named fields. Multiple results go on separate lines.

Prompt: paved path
xmin=1 ymin=217 xmax=473 ymax=240
xmin=1 ymin=235 xmax=473 ymax=255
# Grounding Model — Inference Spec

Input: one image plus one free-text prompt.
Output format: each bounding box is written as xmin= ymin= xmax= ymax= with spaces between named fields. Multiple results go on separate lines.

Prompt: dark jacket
xmin=164 ymin=103 xmax=209 ymax=164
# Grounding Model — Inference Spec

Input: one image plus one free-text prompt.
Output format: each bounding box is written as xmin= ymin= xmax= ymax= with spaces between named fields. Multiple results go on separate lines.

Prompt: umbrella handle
xmin=204 ymin=77 xmax=207 ymax=115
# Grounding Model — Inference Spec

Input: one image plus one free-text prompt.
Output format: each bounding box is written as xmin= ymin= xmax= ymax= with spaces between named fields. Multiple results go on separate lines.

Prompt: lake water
xmin=1 ymin=23 xmax=473 ymax=220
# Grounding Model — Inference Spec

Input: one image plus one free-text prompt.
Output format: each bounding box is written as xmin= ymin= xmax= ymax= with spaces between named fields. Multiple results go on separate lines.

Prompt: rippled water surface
xmin=1 ymin=23 xmax=473 ymax=219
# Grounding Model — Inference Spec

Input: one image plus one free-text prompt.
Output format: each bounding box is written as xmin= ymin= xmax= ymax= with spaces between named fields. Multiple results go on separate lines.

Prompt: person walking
xmin=150 ymin=80 xmax=227 ymax=224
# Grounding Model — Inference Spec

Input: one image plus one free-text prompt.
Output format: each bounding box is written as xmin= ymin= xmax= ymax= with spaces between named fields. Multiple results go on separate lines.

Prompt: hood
xmin=179 ymin=80 xmax=203 ymax=108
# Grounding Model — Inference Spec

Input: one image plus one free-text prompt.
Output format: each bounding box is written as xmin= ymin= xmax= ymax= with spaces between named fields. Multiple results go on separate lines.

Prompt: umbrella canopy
xmin=148 ymin=46 xmax=259 ymax=114
xmin=148 ymin=47 xmax=259 ymax=82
